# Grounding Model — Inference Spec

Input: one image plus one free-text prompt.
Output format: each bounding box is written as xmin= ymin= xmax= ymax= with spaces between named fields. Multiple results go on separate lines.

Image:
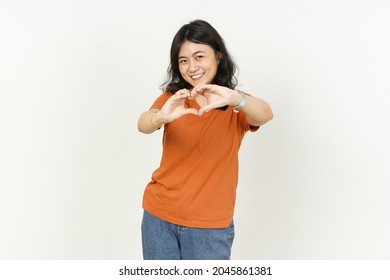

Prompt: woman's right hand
xmin=155 ymin=89 xmax=199 ymax=124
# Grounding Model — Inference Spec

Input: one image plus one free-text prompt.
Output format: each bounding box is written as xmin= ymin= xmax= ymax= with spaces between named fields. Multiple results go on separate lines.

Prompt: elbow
xmin=252 ymin=107 xmax=273 ymax=127
xmin=137 ymin=123 xmax=152 ymax=134
xmin=266 ymin=108 xmax=273 ymax=123
xmin=262 ymin=108 xmax=273 ymax=125
xmin=137 ymin=124 xmax=144 ymax=133
xmin=137 ymin=117 xmax=150 ymax=134
xmin=261 ymin=104 xmax=273 ymax=125
xmin=137 ymin=118 xmax=144 ymax=133
xmin=248 ymin=97 xmax=273 ymax=126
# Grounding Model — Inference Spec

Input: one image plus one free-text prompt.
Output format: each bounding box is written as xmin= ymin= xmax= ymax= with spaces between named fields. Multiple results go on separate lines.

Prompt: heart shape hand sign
xmin=157 ymin=84 xmax=242 ymax=124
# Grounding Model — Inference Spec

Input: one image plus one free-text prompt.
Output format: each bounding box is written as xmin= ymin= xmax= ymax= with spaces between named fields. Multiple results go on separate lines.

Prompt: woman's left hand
xmin=191 ymin=84 xmax=241 ymax=115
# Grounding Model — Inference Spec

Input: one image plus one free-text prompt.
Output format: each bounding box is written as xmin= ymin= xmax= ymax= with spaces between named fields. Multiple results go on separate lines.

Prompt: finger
xmin=175 ymin=89 xmax=190 ymax=95
xmin=175 ymin=89 xmax=191 ymax=100
xmin=181 ymin=108 xmax=200 ymax=116
xmin=193 ymin=83 xmax=212 ymax=92
xmin=191 ymin=84 xmax=209 ymax=96
xmin=198 ymin=104 xmax=216 ymax=116
xmin=189 ymin=88 xmax=199 ymax=98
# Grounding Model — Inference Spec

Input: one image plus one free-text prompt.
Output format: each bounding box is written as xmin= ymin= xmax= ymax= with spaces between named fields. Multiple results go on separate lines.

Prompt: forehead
xmin=178 ymin=40 xmax=214 ymax=56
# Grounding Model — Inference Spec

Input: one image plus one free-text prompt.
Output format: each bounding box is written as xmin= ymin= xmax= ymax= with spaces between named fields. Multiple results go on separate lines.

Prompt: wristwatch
xmin=233 ymin=90 xmax=247 ymax=113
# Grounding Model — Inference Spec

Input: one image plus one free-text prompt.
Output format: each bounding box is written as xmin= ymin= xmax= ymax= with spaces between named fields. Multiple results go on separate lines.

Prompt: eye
xmin=179 ymin=59 xmax=187 ymax=64
xmin=196 ymin=55 xmax=204 ymax=60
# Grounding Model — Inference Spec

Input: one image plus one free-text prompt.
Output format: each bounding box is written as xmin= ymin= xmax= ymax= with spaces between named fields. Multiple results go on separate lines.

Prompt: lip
xmin=190 ymin=73 xmax=204 ymax=80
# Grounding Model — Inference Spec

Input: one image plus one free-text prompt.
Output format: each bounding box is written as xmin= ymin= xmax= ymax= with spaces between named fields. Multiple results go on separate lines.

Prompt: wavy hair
xmin=161 ymin=20 xmax=238 ymax=94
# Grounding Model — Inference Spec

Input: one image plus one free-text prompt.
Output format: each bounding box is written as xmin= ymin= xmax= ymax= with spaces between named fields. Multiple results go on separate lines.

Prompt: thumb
xmin=198 ymin=104 xmax=214 ymax=116
xmin=182 ymin=108 xmax=200 ymax=117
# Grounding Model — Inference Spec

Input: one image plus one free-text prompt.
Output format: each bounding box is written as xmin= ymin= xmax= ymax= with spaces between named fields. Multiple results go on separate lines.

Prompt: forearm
xmin=137 ymin=109 xmax=164 ymax=134
xmin=232 ymin=91 xmax=273 ymax=126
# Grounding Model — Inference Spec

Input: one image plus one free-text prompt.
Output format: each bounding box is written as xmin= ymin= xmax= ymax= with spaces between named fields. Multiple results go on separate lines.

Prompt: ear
xmin=216 ymin=52 xmax=222 ymax=63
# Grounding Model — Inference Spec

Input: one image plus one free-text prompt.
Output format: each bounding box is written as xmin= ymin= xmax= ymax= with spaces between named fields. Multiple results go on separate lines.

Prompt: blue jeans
xmin=141 ymin=211 xmax=234 ymax=260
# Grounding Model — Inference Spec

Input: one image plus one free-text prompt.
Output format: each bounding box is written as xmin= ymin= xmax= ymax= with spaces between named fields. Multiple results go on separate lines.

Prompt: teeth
xmin=191 ymin=73 xmax=203 ymax=80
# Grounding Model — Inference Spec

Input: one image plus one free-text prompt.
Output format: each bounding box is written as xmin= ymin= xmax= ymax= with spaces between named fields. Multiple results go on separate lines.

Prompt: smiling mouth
xmin=190 ymin=73 xmax=204 ymax=80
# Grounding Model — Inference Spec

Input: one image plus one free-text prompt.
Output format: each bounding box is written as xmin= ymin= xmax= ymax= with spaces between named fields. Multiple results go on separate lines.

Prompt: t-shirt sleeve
xmin=238 ymin=111 xmax=260 ymax=133
xmin=149 ymin=92 xmax=171 ymax=110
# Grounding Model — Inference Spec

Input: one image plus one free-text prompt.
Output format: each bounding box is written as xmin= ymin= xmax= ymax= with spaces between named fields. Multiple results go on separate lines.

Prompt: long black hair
xmin=161 ymin=20 xmax=238 ymax=94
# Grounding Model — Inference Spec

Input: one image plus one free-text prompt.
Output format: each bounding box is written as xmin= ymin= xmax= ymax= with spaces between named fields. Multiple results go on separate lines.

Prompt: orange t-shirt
xmin=142 ymin=92 xmax=259 ymax=228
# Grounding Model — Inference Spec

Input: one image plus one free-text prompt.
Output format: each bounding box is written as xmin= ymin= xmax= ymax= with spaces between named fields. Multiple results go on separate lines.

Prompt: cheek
xmin=178 ymin=65 xmax=187 ymax=76
xmin=208 ymin=63 xmax=219 ymax=78
xmin=178 ymin=70 xmax=186 ymax=81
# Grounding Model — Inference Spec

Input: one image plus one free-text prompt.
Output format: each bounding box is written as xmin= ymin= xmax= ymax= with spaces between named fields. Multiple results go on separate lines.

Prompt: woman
xmin=137 ymin=19 xmax=273 ymax=260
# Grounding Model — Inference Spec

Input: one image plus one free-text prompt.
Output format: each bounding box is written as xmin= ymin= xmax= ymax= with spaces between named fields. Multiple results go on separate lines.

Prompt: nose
xmin=188 ymin=59 xmax=199 ymax=72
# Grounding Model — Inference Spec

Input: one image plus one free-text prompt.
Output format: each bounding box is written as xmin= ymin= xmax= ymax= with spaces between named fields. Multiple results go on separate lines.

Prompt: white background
xmin=1 ymin=0 xmax=389 ymax=259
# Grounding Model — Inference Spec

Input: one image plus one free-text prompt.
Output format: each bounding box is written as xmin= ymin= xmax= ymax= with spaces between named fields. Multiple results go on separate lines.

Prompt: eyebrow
xmin=178 ymin=50 xmax=206 ymax=59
